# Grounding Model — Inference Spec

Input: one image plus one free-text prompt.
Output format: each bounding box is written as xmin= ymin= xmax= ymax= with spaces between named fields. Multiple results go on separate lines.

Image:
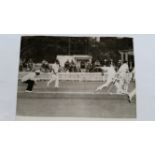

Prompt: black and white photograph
xmin=17 ymin=35 xmax=136 ymax=119
xmin=1 ymin=1 xmax=155 ymax=155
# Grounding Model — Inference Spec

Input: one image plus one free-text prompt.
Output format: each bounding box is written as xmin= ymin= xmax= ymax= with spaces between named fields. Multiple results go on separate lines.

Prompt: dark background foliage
xmin=20 ymin=36 xmax=133 ymax=64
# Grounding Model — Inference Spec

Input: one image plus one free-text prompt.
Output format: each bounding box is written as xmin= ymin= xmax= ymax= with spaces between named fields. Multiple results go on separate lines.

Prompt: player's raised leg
xmin=96 ymin=79 xmax=111 ymax=91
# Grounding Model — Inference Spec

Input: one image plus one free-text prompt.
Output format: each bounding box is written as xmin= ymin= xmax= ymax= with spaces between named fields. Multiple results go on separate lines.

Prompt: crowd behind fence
xmin=19 ymin=59 xmax=125 ymax=73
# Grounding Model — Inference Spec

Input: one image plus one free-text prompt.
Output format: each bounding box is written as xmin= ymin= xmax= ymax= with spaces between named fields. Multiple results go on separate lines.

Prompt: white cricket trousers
xmin=47 ymin=74 xmax=59 ymax=88
xmin=129 ymin=88 xmax=136 ymax=100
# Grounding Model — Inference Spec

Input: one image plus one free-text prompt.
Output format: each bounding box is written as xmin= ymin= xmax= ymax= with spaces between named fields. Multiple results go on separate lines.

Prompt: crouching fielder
xmin=96 ymin=64 xmax=116 ymax=91
xmin=47 ymin=60 xmax=60 ymax=88
xmin=21 ymin=70 xmax=40 ymax=92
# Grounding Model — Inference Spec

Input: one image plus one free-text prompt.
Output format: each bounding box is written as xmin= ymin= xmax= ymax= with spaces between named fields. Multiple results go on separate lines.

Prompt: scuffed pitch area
xmin=17 ymin=81 xmax=136 ymax=118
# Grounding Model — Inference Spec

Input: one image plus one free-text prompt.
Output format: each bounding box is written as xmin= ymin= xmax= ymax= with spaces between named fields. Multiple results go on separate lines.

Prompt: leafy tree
xmin=20 ymin=36 xmax=133 ymax=63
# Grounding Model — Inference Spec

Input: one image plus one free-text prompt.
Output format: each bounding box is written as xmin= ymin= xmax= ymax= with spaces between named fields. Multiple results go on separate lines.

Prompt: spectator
xmin=27 ymin=58 xmax=34 ymax=71
xmin=76 ymin=63 xmax=81 ymax=72
xmin=86 ymin=62 xmax=92 ymax=72
xmin=94 ymin=60 xmax=100 ymax=67
xmin=70 ymin=60 xmax=76 ymax=72
xmin=64 ymin=60 xmax=70 ymax=72
xmin=41 ymin=60 xmax=50 ymax=72
xmin=81 ymin=61 xmax=85 ymax=70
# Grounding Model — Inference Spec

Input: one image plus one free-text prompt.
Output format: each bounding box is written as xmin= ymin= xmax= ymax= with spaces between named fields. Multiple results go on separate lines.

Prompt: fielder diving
xmin=96 ymin=61 xmax=132 ymax=96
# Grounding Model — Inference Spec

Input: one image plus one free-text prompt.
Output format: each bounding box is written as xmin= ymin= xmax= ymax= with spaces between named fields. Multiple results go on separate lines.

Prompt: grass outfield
xmin=17 ymin=81 xmax=136 ymax=118
xmin=18 ymin=80 xmax=135 ymax=93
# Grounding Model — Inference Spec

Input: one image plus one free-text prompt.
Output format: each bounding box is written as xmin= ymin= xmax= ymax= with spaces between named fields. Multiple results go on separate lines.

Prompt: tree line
xmin=20 ymin=36 xmax=133 ymax=64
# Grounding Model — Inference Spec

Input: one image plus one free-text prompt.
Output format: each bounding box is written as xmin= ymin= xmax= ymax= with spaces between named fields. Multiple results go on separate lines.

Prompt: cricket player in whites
xmin=47 ymin=59 xmax=60 ymax=88
xmin=115 ymin=61 xmax=130 ymax=94
xmin=96 ymin=63 xmax=116 ymax=91
xmin=128 ymin=68 xmax=136 ymax=103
